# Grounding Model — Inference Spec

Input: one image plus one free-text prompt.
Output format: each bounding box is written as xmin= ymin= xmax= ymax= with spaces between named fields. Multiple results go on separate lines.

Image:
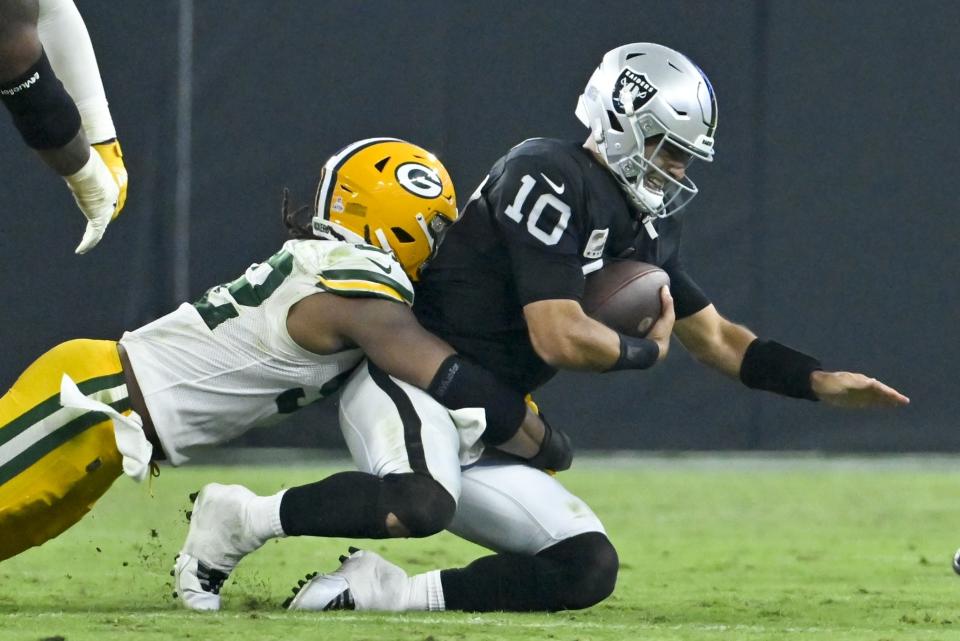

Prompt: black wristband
xmin=606 ymin=334 xmax=660 ymax=371
xmin=427 ymin=355 xmax=527 ymax=446
xmin=527 ymin=423 xmax=573 ymax=472
xmin=739 ymin=339 xmax=822 ymax=400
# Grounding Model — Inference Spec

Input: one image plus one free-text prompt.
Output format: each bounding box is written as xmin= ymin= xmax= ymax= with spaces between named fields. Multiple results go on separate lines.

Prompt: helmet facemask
xmin=372 ymin=209 xmax=455 ymax=280
xmin=610 ymin=108 xmax=706 ymax=219
xmin=412 ymin=212 xmax=454 ymax=275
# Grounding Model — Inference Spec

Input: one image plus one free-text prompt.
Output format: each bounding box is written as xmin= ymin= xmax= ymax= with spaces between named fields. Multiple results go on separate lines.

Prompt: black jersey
xmin=415 ymin=138 xmax=710 ymax=392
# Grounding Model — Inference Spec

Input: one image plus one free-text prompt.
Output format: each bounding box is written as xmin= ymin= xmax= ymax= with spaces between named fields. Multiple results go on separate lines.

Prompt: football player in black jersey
xmin=415 ymin=44 xmax=906 ymax=408
xmin=285 ymin=43 xmax=908 ymax=614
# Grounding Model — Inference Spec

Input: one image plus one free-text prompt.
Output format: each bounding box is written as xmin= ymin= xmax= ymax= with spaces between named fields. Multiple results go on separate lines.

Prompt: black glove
xmin=527 ymin=421 xmax=573 ymax=472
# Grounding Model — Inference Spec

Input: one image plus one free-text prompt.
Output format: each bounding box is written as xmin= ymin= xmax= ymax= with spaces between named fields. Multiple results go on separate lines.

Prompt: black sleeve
xmin=426 ymin=355 xmax=527 ymax=445
xmin=485 ymin=156 xmax=586 ymax=305
xmin=655 ymin=217 xmax=711 ymax=319
xmin=665 ymin=263 xmax=711 ymax=319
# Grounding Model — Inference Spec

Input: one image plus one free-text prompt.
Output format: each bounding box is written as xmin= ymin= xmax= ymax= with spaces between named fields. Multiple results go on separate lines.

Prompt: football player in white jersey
xmin=0 ymin=0 xmax=127 ymax=254
xmin=283 ymin=43 xmax=908 ymax=614
xmin=0 ymin=139 xmax=566 ymax=579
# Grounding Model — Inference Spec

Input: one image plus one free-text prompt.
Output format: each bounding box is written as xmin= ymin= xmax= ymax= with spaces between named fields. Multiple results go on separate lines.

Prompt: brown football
xmin=582 ymin=261 xmax=670 ymax=337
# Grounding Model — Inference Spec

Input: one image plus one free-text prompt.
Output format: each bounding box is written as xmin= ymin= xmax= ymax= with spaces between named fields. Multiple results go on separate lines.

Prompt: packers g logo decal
xmin=396 ymin=162 xmax=443 ymax=199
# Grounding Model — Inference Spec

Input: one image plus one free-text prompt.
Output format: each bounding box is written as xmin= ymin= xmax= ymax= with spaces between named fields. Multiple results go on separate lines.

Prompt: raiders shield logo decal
xmin=611 ymin=69 xmax=658 ymax=115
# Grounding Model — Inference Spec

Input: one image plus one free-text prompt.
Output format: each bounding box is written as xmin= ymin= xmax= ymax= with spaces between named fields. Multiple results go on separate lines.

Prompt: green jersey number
xmin=193 ymin=249 xmax=295 ymax=330
xmin=274 ymin=368 xmax=356 ymax=414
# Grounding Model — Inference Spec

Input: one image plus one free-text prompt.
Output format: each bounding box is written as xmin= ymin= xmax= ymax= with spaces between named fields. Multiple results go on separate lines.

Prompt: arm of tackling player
xmin=288 ymin=293 xmax=573 ymax=470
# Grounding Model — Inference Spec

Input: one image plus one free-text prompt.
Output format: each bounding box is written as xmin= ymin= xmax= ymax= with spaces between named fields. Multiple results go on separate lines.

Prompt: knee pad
xmin=538 ymin=532 xmax=619 ymax=610
xmin=380 ymin=473 xmax=456 ymax=538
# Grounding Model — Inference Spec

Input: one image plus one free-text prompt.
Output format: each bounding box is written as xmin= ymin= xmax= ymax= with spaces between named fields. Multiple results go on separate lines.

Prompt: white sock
xmin=406 ymin=570 xmax=445 ymax=611
xmin=245 ymin=489 xmax=287 ymax=544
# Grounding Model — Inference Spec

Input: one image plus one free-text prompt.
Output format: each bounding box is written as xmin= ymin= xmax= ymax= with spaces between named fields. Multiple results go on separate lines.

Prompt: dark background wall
xmin=1 ymin=1 xmax=957 ymax=451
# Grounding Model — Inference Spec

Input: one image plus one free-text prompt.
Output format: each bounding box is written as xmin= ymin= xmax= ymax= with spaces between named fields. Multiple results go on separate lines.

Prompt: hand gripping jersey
xmin=415 ymin=138 xmax=711 ymax=392
xmin=119 ymin=239 xmax=413 ymax=465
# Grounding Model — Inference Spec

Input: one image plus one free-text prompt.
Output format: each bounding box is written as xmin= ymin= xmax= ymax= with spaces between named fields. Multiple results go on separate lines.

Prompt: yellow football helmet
xmin=312 ymin=138 xmax=458 ymax=281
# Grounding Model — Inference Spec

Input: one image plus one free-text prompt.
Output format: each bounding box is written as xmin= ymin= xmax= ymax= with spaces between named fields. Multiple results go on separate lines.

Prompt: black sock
xmin=279 ymin=471 xmax=391 ymax=538
xmin=441 ymin=553 xmax=563 ymax=612
xmin=440 ymin=532 xmax=618 ymax=612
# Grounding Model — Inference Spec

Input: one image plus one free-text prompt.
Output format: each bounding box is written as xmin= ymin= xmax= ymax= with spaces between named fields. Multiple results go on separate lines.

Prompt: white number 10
xmin=503 ymin=174 xmax=571 ymax=246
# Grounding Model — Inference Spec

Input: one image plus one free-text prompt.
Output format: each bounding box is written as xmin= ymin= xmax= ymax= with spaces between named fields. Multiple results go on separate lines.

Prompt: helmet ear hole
xmin=391 ymin=227 xmax=416 ymax=243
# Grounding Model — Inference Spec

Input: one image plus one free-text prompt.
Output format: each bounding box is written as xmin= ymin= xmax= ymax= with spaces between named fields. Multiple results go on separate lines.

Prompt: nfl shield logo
xmin=611 ymin=69 xmax=658 ymax=115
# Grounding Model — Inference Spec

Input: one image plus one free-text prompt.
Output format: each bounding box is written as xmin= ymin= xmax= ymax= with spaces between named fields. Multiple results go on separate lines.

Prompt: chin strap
xmin=590 ymin=111 xmax=662 ymax=237
xmin=641 ymin=214 xmax=659 ymax=239
xmin=373 ymin=228 xmax=393 ymax=254
xmin=414 ymin=214 xmax=433 ymax=250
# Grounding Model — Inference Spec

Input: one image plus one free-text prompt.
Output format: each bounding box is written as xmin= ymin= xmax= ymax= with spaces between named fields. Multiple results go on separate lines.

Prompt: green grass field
xmin=2 ymin=455 xmax=960 ymax=641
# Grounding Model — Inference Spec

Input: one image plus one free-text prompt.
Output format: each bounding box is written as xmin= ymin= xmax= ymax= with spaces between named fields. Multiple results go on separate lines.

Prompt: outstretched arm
xmin=674 ymin=304 xmax=909 ymax=408
xmin=809 ymin=370 xmax=909 ymax=408
xmin=673 ymin=303 xmax=755 ymax=378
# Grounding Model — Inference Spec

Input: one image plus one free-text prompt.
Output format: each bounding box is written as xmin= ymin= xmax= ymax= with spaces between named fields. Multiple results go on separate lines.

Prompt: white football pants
xmin=338 ymin=360 xmax=605 ymax=555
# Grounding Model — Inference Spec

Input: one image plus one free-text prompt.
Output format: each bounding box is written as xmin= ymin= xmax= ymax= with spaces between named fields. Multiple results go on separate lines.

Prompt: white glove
xmin=64 ymin=147 xmax=120 ymax=254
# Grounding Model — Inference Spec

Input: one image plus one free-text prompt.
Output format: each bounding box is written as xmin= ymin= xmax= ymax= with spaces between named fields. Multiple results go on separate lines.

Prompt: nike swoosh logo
xmin=367 ymin=258 xmax=394 ymax=274
xmin=540 ymin=173 xmax=565 ymax=195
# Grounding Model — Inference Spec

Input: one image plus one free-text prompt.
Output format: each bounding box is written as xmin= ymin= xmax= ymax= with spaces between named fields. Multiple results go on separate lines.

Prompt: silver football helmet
xmin=575 ymin=43 xmax=717 ymax=218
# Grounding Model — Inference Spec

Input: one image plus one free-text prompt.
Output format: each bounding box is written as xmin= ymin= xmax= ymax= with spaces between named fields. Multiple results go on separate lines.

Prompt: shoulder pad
xmin=498 ymin=139 xmax=584 ymax=185
xmin=311 ymin=242 xmax=414 ymax=305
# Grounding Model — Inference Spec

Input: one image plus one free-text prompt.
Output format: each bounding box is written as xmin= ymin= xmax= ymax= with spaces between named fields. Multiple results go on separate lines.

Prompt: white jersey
xmin=119 ymin=239 xmax=414 ymax=465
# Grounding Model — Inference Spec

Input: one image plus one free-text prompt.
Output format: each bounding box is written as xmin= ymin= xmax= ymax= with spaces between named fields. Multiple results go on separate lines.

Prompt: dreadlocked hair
xmin=281 ymin=188 xmax=315 ymax=239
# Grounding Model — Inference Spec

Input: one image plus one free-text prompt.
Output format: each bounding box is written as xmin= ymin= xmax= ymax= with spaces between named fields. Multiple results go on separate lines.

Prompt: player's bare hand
xmin=810 ymin=370 xmax=910 ymax=409
xmin=647 ymin=286 xmax=675 ymax=362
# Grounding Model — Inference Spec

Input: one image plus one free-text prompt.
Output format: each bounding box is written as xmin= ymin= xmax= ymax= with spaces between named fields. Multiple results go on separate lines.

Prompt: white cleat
xmin=174 ymin=483 xmax=265 ymax=611
xmin=174 ymin=552 xmax=227 ymax=611
xmin=286 ymin=549 xmax=411 ymax=611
